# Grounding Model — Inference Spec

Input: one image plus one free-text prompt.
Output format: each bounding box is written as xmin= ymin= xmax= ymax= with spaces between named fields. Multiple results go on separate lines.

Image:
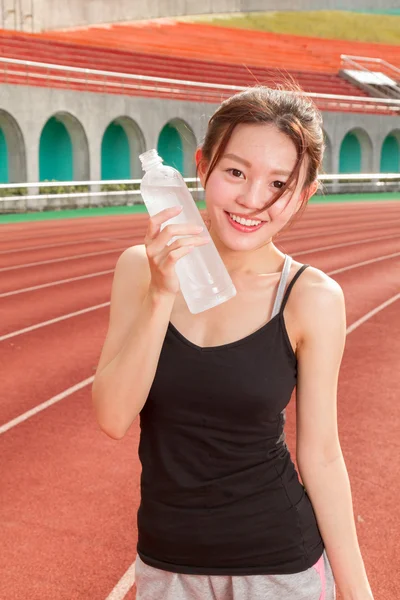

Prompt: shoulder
xmin=115 ymin=243 xmax=150 ymax=280
xmin=291 ymin=262 xmax=345 ymax=307
xmin=111 ymin=244 xmax=151 ymax=301
xmin=288 ymin=262 xmax=346 ymax=344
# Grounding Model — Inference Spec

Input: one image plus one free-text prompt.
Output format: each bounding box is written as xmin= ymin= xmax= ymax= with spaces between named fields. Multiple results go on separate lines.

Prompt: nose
xmin=236 ymin=180 xmax=268 ymax=214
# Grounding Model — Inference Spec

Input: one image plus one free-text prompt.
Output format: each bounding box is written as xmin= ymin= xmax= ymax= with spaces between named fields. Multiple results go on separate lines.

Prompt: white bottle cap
xmin=139 ymin=149 xmax=163 ymax=171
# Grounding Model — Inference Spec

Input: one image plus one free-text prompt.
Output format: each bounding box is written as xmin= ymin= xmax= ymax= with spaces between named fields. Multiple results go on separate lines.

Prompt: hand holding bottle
xmin=145 ymin=205 xmax=210 ymax=298
xmin=140 ymin=149 xmax=236 ymax=313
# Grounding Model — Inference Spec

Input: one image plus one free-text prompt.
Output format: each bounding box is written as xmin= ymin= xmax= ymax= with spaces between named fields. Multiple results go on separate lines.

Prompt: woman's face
xmin=199 ymin=123 xmax=313 ymax=253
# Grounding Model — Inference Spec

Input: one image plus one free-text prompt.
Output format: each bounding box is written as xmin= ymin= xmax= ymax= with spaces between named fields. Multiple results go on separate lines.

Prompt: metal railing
xmin=1 ymin=56 xmax=400 ymax=113
xmin=340 ymin=55 xmax=400 ymax=99
xmin=341 ymin=55 xmax=400 ymax=80
xmin=0 ymin=175 xmax=399 ymax=213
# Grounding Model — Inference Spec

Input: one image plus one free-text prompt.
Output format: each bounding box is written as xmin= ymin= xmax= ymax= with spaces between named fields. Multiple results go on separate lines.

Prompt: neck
xmin=208 ymin=227 xmax=284 ymax=276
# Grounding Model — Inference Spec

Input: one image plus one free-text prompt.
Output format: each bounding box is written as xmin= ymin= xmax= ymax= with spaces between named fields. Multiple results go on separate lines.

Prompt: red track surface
xmin=1 ymin=201 xmax=399 ymax=600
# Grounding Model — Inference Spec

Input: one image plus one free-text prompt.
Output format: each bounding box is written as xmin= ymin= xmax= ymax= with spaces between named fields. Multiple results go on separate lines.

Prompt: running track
xmin=1 ymin=201 xmax=399 ymax=600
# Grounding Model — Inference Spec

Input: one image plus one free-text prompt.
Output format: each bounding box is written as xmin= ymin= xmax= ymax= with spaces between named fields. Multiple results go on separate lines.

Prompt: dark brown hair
xmin=199 ymin=84 xmax=325 ymax=224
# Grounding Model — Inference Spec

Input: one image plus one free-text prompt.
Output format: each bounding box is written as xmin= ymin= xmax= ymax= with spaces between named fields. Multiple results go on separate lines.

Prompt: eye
xmin=272 ymin=180 xmax=286 ymax=189
xmin=227 ymin=168 xmax=245 ymax=179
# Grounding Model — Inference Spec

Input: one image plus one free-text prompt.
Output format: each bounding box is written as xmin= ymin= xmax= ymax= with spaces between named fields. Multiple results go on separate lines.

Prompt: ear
xmin=195 ymin=147 xmax=207 ymax=188
xmin=308 ymin=179 xmax=319 ymax=200
xmin=295 ymin=180 xmax=318 ymax=213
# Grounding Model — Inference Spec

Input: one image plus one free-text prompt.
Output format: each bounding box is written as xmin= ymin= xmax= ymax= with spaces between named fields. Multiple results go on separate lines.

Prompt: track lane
xmin=1 ymin=252 xmax=399 ymax=449
xmin=1 ymin=233 xmax=399 ymax=338
xmin=0 ymin=202 xmax=399 ymax=600
xmin=2 ymin=221 xmax=399 ymax=271
xmin=1 ymin=287 xmax=397 ymax=600
xmin=284 ymin=299 xmax=400 ymax=600
xmin=1 ymin=201 xmax=399 ymax=250
xmin=0 ymin=386 xmax=141 ymax=600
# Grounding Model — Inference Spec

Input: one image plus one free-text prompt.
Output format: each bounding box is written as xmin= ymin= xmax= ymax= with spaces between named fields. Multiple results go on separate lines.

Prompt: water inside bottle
xmin=144 ymin=184 xmax=228 ymax=290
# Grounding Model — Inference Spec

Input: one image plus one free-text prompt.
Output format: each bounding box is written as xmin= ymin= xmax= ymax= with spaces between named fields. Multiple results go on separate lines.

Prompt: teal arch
xmin=380 ymin=134 xmax=400 ymax=173
xmin=39 ymin=117 xmax=73 ymax=181
xmin=101 ymin=122 xmax=131 ymax=180
xmin=157 ymin=123 xmax=183 ymax=174
xmin=339 ymin=132 xmax=361 ymax=173
xmin=0 ymin=128 xmax=9 ymax=183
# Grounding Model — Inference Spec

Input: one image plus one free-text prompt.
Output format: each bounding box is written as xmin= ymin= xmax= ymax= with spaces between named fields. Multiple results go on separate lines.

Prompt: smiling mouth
xmin=224 ymin=210 xmax=267 ymax=223
xmin=224 ymin=211 xmax=267 ymax=233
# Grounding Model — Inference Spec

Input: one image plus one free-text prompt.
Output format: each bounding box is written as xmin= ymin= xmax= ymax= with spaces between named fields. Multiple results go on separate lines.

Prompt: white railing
xmin=1 ymin=56 xmax=400 ymax=112
xmin=0 ymin=174 xmax=399 ymax=212
xmin=1 ymin=173 xmax=400 ymax=193
xmin=341 ymin=55 xmax=400 ymax=79
xmin=340 ymin=55 xmax=400 ymax=99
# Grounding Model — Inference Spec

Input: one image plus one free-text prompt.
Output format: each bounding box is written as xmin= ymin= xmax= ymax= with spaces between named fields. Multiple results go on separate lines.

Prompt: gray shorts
xmin=134 ymin=550 xmax=336 ymax=600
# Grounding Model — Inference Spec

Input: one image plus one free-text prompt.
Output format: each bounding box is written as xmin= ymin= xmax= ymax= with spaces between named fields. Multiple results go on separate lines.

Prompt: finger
xmin=154 ymin=234 xmax=208 ymax=264
xmin=146 ymin=206 xmax=183 ymax=242
xmin=149 ymin=223 xmax=204 ymax=255
xmin=151 ymin=205 xmax=183 ymax=228
xmin=159 ymin=244 xmax=196 ymax=269
xmin=166 ymin=235 xmax=210 ymax=253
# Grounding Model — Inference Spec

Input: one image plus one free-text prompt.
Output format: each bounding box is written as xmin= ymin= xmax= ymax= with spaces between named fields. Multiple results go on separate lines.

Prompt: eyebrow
xmin=222 ymin=153 xmax=292 ymax=177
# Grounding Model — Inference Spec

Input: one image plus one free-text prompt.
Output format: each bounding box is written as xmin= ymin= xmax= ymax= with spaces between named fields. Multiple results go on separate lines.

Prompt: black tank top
xmin=137 ymin=257 xmax=324 ymax=575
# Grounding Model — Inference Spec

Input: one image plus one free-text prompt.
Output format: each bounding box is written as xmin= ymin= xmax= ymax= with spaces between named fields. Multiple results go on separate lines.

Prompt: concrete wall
xmin=3 ymin=0 xmax=400 ymax=32
xmin=0 ymin=83 xmax=399 ymax=211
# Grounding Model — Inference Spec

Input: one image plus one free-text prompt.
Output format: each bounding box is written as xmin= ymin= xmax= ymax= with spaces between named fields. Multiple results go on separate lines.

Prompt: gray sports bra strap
xmin=270 ymin=255 xmax=293 ymax=319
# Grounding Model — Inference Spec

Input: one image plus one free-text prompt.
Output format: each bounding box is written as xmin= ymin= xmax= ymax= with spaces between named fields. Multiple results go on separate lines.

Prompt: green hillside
xmin=191 ymin=11 xmax=400 ymax=45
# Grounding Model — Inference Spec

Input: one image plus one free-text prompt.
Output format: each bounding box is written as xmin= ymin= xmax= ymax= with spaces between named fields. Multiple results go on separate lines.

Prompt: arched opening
xmin=40 ymin=117 xmax=72 ymax=181
xmin=39 ymin=113 xmax=89 ymax=181
xmin=339 ymin=129 xmax=373 ymax=174
xmin=158 ymin=122 xmax=183 ymax=173
xmin=102 ymin=122 xmax=129 ymax=180
xmin=380 ymin=132 xmax=400 ymax=172
xmin=101 ymin=117 xmax=145 ymax=180
xmin=157 ymin=119 xmax=197 ymax=177
xmin=0 ymin=110 xmax=26 ymax=183
xmin=339 ymin=132 xmax=361 ymax=173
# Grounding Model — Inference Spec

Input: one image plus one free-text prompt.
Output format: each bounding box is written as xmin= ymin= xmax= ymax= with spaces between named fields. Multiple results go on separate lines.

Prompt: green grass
xmin=192 ymin=11 xmax=400 ymax=44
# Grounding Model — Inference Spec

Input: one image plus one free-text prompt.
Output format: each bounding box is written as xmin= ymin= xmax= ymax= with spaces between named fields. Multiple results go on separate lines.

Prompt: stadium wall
xmin=0 ymin=84 xmax=398 ymax=190
xmin=3 ymin=0 xmax=400 ymax=32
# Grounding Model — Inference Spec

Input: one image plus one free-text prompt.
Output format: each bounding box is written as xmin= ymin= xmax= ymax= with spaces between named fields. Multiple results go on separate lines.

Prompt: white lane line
xmin=2 ymin=249 xmax=400 ymax=340
xmin=279 ymin=218 xmax=400 ymax=242
xmin=346 ymin=293 xmax=400 ymax=334
xmin=0 ymin=246 xmax=126 ymax=272
xmin=329 ymin=251 xmax=400 ymax=275
xmin=292 ymin=233 xmax=400 ymax=257
xmin=1 ymin=218 xmax=400 ymax=269
xmin=2 ymin=233 xmax=399 ymax=299
xmin=104 ymin=561 xmax=137 ymax=600
xmin=0 ymin=377 xmax=94 ymax=435
xmin=0 ymin=269 xmax=114 ymax=299
xmin=0 ymin=302 xmax=110 ymax=342
xmin=0 ymin=235 xmax=133 ymax=256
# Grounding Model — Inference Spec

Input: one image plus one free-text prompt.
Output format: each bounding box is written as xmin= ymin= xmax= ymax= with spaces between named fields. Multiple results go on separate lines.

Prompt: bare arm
xmin=295 ymin=272 xmax=374 ymax=600
xmin=92 ymin=246 xmax=175 ymax=439
xmin=92 ymin=207 xmax=208 ymax=440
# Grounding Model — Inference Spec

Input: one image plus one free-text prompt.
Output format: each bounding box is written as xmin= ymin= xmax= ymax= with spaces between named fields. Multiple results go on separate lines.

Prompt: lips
xmin=225 ymin=211 xmax=266 ymax=233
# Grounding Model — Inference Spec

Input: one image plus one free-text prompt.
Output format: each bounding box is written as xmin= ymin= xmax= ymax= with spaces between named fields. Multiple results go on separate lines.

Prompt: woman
xmin=92 ymin=87 xmax=374 ymax=600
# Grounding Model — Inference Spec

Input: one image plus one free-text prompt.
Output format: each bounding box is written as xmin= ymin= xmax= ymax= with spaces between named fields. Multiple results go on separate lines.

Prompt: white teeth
xmin=229 ymin=213 xmax=262 ymax=227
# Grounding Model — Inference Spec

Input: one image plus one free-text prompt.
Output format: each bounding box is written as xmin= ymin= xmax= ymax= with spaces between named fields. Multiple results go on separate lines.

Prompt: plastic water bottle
xmin=139 ymin=149 xmax=237 ymax=314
